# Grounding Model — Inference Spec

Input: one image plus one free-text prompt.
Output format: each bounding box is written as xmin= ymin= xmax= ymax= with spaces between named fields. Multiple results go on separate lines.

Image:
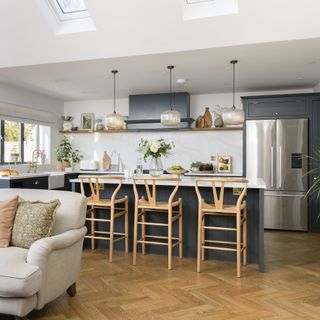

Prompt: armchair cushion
xmin=0 ymin=196 xmax=18 ymax=248
xmin=0 ymin=247 xmax=42 ymax=298
xmin=11 ymin=199 xmax=60 ymax=249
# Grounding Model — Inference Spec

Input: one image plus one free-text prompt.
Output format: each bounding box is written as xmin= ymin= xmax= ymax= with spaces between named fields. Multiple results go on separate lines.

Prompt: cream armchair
xmin=0 ymin=189 xmax=87 ymax=319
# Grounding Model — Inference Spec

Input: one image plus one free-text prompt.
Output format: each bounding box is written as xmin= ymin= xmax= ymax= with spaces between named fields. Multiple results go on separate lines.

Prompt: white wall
xmin=64 ymin=88 xmax=313 ymax=175
xmin=0 ymin=82 xmax=64 ymax=171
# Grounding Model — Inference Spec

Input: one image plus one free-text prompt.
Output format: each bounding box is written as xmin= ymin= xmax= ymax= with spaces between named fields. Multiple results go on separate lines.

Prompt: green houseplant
xmin=56 ymin=136 xmax=82 ymax=171
xmin=307 ymin=148 xmax=320 ymax=219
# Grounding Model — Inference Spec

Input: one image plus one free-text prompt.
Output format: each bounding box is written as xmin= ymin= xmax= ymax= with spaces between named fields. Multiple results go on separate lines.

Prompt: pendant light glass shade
xmin=160 ymin=65 xmax=181 ymax=127
xmin=222 ymin=60 xmax=245 ymax=126
xmin=105 ymin=111 xmax=124 ymax=129
xmin=161 ymin=109 xmax=181 ymax=126
xmin=105 ymin=70 xmax=125 ymax=130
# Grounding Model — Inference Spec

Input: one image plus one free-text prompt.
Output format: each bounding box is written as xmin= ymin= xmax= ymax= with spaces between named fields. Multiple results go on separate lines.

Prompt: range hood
xmin=127 ymin=92 xmax=193 ymax=130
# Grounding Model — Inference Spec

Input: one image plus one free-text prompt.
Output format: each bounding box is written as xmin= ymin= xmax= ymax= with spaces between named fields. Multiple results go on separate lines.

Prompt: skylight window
xmin=36 ymin=0 xmax=95 ymax=34
xmin=186 ymin=0 xmax=215 ymax=3
xmin=55 ymin=0 xmax=87 ymax=14
xmin=181 ymin=0 xmax=238 ymax=20
xmin=48 ymin=0 xmax=89 ymax=21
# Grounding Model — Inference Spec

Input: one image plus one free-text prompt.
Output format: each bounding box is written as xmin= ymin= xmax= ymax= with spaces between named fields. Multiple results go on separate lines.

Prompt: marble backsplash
xmin=68 ymin=130 xmax=243 ymax=174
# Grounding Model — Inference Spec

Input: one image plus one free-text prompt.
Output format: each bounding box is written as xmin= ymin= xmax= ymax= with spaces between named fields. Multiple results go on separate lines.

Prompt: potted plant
xmin=137 ymin=138 xmax=174 ymax=176
xmin=307 ymin=148 xmax=320 ymax=219
xmin=56 ymin=136 xmax=82 ymax=171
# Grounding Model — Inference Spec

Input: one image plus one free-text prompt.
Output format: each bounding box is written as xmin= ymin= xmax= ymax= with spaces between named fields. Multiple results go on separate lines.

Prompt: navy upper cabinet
xmin=127 ymin=92 xmax=191 ymax=130
xmin=243 ymin=96 xmax=307 ymax=119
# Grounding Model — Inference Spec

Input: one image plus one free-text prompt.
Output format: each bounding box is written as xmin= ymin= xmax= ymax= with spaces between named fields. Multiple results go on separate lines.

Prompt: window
xmin=48 ymin=0 xmax=89 ymax=21
xmin=37 ymin=0 xmax=95 ymax=35
xmin=181 ymin=0 xmax=238 ymax=20
xmin=55 ymin=0 xmax=87 ymax=14
xmin=0 ymin=120 xmax=51 ymax=164
xmin=3 ymin=121 xmax=21 ymax=163
xmin=24 ymin=123 xmax=38 ymax=162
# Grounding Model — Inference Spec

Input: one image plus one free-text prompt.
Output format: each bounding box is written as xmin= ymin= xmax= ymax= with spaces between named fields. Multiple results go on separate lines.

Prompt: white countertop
xmin=70 ymin=175 xmax=266 ymax=189
xmin=0 ymin=173 xmax=50 ymax=180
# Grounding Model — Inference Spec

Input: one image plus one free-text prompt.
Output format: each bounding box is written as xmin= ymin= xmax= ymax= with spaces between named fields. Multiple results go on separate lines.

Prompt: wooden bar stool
xmin=79 ymin=175 xmax=129 ymax=262
xmin=195 ymin=178 xmax=248 ymax=277
xmin=132 ymin=176 xmax=183 ymax=270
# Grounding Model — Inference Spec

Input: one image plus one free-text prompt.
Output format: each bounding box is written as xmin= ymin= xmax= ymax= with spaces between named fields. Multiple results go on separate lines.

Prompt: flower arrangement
xmin=33 ymin=150 xmax=46 ymax=164
xmin=138 ymin=139 xmax=174 ymax=160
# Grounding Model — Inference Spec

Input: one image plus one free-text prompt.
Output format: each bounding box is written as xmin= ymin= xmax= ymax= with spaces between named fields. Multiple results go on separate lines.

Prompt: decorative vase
xmin=214 ymin=113 xmax=224 ymax=128
xmin=149 ymin=157 xmax=163 ymax=177
xmin=61 ymin=160 xmax=71 ymax=171
xmin=196 ymin=116 xmax=205 ymax=128
xmin=203 ymin=107 xmax=213 ymax=128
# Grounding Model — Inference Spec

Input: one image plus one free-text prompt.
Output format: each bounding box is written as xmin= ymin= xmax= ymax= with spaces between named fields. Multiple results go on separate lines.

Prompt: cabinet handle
xmin=35 ymin=180 xmax=40 ymax=185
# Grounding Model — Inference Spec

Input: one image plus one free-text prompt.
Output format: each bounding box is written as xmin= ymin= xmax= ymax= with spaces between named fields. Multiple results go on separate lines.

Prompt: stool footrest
xmin=205 ymin=239 xmax=244 ymax=246
xmin=94 ymin=231 xmax=125 ymax=236
xmin=144 ymin=234 xmax=179 ymax=240
xmin=202 ymin=245 xmax=237 ymax=252
xmin=85 ymin=235 xmax=110 ymax=241
xmin=86 ymin=218 xmax=110 ymax=222
xmin=137 ymin=239 xmax=180 ymax=247
xmin=203 ymin=226 xmax=236 ymax=231
xmin=138 ymin=221 xmax=168 ymax=227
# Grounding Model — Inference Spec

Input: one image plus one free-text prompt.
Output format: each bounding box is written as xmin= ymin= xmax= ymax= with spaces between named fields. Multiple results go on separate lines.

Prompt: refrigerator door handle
xmin=270 ymin=146 xmax=274 ymax=188
xmin=277 ymin=146 xmax=283 ymax=189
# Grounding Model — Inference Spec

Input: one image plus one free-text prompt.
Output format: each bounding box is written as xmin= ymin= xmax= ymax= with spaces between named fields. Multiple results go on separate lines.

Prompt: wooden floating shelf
xmin=59 ymin=130 xmax=129 ymax=134
xmin=60 ymin=127 xmax=243 ymax=134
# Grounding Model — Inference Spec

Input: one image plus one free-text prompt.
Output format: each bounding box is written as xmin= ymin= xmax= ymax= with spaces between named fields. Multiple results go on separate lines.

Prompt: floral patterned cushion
xmin=11 ymin=198 xmax=60 ymax=249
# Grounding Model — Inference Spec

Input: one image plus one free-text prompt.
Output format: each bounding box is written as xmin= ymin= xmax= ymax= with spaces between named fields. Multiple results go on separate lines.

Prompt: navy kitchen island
xmin=71 ymin=176 xmax=265 ymax=272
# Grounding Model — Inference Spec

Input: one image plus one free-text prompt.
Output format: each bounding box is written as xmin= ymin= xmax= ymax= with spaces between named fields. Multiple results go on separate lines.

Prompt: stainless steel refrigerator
xmin=246 ymin=119 xmax=308 ymax=231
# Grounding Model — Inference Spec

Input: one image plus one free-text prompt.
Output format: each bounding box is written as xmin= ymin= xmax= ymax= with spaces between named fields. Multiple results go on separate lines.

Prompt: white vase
xmin=149 ymin=157 xmax=163 ymax=177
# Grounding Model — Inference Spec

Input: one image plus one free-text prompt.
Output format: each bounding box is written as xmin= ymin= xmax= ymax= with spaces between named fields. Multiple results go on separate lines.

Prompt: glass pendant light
xmin=160 ymin=65 xmax=181 ymax=127
xmin=222 ymin=60 xmax=245 ymax=126
xmin=105 ymin=70 xmax=125 ymax=130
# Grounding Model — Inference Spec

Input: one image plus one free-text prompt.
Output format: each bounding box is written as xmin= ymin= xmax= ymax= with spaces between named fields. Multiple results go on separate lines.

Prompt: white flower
xmin=150 ymin=142 xmax=159 ymax=153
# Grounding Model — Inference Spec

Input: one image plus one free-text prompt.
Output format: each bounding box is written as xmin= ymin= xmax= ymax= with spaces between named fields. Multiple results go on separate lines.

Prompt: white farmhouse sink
xmin=44 ymin=172 xmax=65 ymax=189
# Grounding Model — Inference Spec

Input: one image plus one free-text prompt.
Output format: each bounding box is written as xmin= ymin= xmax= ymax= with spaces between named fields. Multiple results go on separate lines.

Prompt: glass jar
xmin=136 ymin=157 xmax=143 ymax=175
xmin=95 ymin=119 xmax=104 ymax=131
xmin=149 ymin=157 xmax=163 ymax=177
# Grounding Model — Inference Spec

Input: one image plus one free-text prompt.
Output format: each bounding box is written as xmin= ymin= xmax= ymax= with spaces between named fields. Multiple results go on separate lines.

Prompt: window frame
xmin=0 ymin=120 xmax=50 ymax=165
xmin=48 ymin=0 xmax=89 ymax=21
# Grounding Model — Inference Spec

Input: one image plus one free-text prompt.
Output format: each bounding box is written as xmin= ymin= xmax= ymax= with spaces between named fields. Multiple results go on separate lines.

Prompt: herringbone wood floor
xmin=3 ymin=231 xmax=320 ymax=319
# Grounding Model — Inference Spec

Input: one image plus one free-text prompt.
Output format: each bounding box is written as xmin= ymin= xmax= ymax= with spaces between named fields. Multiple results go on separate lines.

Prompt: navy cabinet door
xmin=245 ymin=97 xmax=307 ymax=119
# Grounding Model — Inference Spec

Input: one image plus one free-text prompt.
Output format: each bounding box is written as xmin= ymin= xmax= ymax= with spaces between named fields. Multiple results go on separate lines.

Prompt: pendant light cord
xmin=168 ymin=65 xmax=174 ymax=111
xmin=230 ymin=60 xmax=238 ymax=110
xmin=112 ymin=70 xmax=118 ymax=114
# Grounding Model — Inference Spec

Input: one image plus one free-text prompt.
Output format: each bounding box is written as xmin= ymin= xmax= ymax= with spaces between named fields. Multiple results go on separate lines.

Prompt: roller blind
xmin=0 ymin=101 xmax=59 ymax=125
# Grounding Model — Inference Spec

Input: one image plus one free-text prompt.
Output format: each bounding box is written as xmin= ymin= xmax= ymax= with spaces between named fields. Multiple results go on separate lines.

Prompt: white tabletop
xmin=70 ymin=175 xmax=266 ymax=189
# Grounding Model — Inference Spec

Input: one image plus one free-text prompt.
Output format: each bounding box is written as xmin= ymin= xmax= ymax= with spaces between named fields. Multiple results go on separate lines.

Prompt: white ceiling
xmin=1 ymin=0 xmax=320 ymax=68
xmin=1 ymin=0 xmax=320 ymax=101
xmin=0 ymin=38 xmax=319 ymax=100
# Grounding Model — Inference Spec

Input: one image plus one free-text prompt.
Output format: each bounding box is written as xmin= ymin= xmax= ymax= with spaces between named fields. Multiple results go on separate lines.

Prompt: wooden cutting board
xmin=102 ymin=151 xmax=111 ymax=171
